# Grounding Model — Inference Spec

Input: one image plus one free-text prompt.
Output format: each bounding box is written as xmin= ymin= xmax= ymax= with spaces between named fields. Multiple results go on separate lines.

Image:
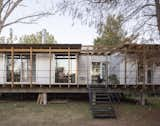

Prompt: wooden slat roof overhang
xmin=109 ymin=43 xmax=160 ymax=63
xmin=0 ymin=44 xmax=82 ymax=53
xmin=108 ymin=43 xmax=160 ymax=55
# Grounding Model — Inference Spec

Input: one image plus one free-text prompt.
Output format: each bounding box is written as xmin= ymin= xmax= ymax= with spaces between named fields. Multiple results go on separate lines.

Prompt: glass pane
xmin=92 ymin=62 xmax=100 ymax=83
xmin=6 ymin=55 xmax=36 ymax=82
xmin=55 ymin=55 xmax=76 ymax=83
xmin=14 ymin=58 xmax=21 ymax=82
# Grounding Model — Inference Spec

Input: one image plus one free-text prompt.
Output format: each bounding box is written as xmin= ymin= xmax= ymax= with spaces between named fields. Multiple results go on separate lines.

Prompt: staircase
xmin=88 ymin=85 xmax=117 ymax=118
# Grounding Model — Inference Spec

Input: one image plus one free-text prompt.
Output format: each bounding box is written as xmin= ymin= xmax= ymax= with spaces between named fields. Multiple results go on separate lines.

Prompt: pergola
xmin=0 ymin=44 xmax=81 ymax=88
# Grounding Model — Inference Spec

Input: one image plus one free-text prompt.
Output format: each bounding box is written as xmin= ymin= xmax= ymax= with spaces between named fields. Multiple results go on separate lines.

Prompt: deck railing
xmin=0 ymin=70 xmax=160 ymax=87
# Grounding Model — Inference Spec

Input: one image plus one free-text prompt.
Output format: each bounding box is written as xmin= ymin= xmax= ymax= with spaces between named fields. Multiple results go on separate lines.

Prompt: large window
xmin=55 ymin=55 xmax=76 ymax=83
xmin=6 ymin=55 xmax=36 ymax=82
xmin=138 ymin=62 xmax=153 ymax=84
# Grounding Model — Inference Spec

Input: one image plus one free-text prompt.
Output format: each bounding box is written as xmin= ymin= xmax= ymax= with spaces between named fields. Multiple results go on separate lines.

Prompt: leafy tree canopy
xmin=19 ymin=31 xmax=57 ymax=44
xmin=94 ymin=15 xmax=127 ymax=46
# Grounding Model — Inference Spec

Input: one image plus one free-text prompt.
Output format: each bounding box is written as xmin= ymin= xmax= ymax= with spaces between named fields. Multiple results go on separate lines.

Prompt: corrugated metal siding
xmin=78 ymin=55 xmax=91 ymax=84
xmin=153 ymin=65 xmax=160 ymax=84
xmin=78 ymin=55 xmax=107 ymax=85
xmin=0 ymin=54 xmax=5 ymax=84
xmin=36 ymin=53 xmax=50 ymax=84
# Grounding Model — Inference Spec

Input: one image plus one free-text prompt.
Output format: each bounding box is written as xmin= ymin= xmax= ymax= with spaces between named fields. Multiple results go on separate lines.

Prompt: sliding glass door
xmin=55 ymin=55 xmax=77 ymax=83
xmin=6 ymin=55 xmax=36 ymax=82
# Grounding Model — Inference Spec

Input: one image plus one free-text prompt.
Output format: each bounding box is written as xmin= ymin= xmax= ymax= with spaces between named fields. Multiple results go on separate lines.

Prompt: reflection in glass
xmin=55 ymin=55 xmax=76 ymax=83
xmin=92 ymin=62 xmax=106 ymax=83
xmin=6 ymin=55 xmax=36 ymax=82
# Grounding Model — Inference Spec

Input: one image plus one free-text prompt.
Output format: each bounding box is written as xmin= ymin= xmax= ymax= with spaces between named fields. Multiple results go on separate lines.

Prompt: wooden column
xmin=87 ymin=47 xmax=89 ymax=87
xmin=135 ymin=54 xmax=138 ymax=88
xmin=106 ymin=59 xmax=109 ymax=87
xmin=140 ymin=46 xmax=146 ymax=105
xmin=124 ymin=48 xmax=127 ymax=88
xmin=30 ymin=47 xmax=33 ymax=88
xmin=68 ymin=48 xmax=71 ymax=88
xmin=37 ymin=93 xmax=47 ymax=105
xmin=49 ymin=47 xmax=52 ymax=88
xmin=76 ymin=54 xmax=79 ymax=88
xmin=143 ymin=47 xmax=146 ymax=88
xmin=11 ymin=47 xmax=14 ymax=88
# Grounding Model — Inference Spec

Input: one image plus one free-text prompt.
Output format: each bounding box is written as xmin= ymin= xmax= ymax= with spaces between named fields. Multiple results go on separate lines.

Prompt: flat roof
xmin=0 ymin=44 xmax=82 ymax=49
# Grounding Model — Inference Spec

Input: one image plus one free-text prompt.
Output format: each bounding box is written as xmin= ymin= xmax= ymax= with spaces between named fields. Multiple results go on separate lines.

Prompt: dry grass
xmin=0 ymin=98 xmax=160 ymax=126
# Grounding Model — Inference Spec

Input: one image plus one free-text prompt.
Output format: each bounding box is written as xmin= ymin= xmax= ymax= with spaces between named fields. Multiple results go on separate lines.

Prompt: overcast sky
xmin=1 ymin=0 xmax=98 ymax=45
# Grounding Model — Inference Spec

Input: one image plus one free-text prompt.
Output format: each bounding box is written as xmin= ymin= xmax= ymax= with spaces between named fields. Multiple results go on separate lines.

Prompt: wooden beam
xmin=49 ymin=47 xmax=52 ymax=88
xmin=11 ymin=47 xmax=14 ymax=88
xmin=0 ymin=48 xmax=81 ymax=53
xmin=30 ymin=47 xmax=33 ymax=88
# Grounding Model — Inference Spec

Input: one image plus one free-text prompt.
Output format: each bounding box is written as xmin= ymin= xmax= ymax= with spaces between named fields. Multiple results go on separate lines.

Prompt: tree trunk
xmin=155 ymin=0 xmax=160 ymax=35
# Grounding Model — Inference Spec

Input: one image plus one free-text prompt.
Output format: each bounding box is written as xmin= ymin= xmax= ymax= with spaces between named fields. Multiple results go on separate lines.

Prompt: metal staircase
xmin=88 ymin=85 xmax=116 ymax=118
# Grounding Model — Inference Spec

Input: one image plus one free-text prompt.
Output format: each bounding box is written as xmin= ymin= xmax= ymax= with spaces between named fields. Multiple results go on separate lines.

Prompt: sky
xmin=1 ymin=0 xmax=98 ymax=45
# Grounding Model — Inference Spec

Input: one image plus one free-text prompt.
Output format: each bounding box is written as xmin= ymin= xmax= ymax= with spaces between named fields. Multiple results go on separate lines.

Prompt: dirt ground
xmin=0 ymin=99 xmax=160 ymax=126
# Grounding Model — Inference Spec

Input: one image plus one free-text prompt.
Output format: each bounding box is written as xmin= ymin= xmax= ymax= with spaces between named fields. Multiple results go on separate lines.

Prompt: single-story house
xmin=0 ymin=43 xmax=160 ymax=90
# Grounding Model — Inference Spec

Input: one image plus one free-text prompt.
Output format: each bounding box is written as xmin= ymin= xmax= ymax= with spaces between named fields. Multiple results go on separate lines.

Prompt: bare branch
xmin=3 ymin=0 xmax=23 ymax=23
xmin=0 ymin=0 xmax=11 ymax=13
xmin=125 ymin=3 xmax=156 ymax=21
xmin=2 ymin=12 xmax=53 ymax=28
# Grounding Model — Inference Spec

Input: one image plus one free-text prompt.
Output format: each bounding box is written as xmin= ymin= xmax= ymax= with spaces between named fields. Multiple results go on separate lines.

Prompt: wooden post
xmin=124 ymin=48 xmax=127 ymax=88
xmin=42 ymin=93 xmax=47 ymax=105
xmin=140 ymin=46 xmax=146 ymax=105
xmin=21 ymin=54 xmax=24 ymax=88
xmin=106 ymin=58 xmax=109 ymax=87
xmin=140 ymin=91 xmax=145 ymax=105
xmin=30 ymin=47 xmax=33 ymax=88
xmin=37 ymin=93 xmax=47 ymax=105
xmin=76 ymin=54 xmax=79 ymax=88
xmin=49 ymin=47 xmax=52 ymax=88
xmin=11 ymin=47 xmax=14 ymax=88
xmin=68 ymin=48 xmax=71 ymax=88
xmin=143 ymin=46 xmax=146 ymax=89
xmin=135 ymin=54 xmax=138 ymax=89
xmin=87 ymin=47 xmax=89 ymax=87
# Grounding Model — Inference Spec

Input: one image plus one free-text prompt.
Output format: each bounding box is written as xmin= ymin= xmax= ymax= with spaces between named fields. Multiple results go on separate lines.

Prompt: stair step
xmin=95 ymin=97 xmax=111 ymax=100
xmin=88 ymin=85 xmax=118 ymax=118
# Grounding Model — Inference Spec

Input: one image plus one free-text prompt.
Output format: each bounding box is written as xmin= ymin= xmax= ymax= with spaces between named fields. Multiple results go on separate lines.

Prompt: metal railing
xmin=0 ymin=69 xmax=160 ymax=86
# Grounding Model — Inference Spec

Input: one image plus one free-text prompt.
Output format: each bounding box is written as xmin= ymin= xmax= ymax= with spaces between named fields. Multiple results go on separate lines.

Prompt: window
xmin=55 ymin=55 xmax=76 ymax=83
xmin=6 ymin=55 xmax=36 ymax=82
xmin=138 ymin=63 xmax=144 ymax=83
xmin=92 ymin=62 xmax=106 ymax=83
xmin=138 ymin=62 xmax=153 ymax=84
xmin=147 ymin=64 xmax=153 ymax=84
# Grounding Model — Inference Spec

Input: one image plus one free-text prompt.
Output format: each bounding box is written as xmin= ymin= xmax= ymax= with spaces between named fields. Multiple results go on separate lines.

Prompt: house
xmin=0 ymin=44 xmax=108 ymax=90
xmin=0 ymin=43 xmax=160 ymax=105
xmin=0 ymin=43 xmax=160 ymax=90
xmin=108 ymin=43 xmax=160 ymax=86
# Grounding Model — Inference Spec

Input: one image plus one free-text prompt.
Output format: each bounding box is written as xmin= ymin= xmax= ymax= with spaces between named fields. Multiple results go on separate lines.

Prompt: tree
xmin=0 ymin=36 xmax=5 ymax=43
xmin=0 ymin=35 xmax=16 ymax=43
xmin=94 ymin=15 xmax=126 ymax=46
xmin=0 ymin=0 xmax=56 ymax=34
xmin=19 ymin=31 xmax=57 ymax=44
xmin=56 ymin=0 xmax=160 ymax=42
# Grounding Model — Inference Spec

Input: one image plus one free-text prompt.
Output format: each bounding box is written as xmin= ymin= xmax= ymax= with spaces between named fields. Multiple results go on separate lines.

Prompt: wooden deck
xmin=0 ymin=83 xmax=160 ymax=93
